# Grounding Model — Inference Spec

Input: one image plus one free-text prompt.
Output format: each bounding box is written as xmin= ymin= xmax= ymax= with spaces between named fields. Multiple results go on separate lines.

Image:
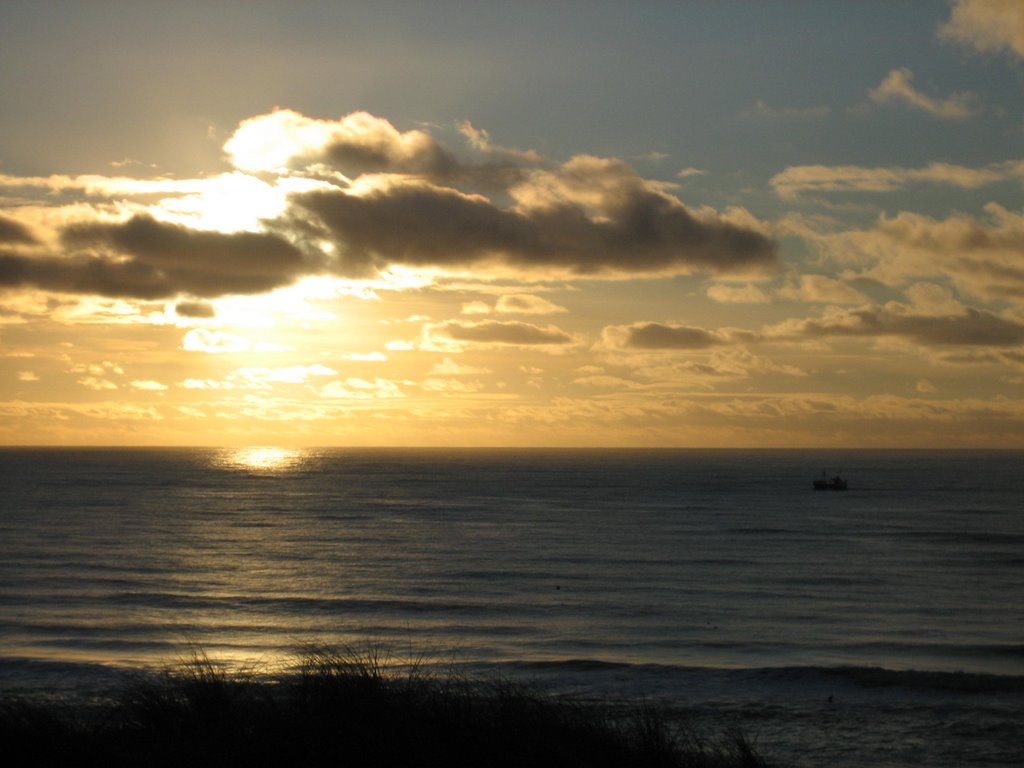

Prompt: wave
xmin=819 ymin=665 xmax=1024 ymax=694
xmin=101 ymin=591 xmax=495 ymax=616
xmin=510 ymin=659 xmax=1024 ymax=696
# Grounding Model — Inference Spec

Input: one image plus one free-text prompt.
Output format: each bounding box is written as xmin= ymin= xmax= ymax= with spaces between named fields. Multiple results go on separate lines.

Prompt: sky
xmin=1 ymin=0 xmax=1023 ymax=448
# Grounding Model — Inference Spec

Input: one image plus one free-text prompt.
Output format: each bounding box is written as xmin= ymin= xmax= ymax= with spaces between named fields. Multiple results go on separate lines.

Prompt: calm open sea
xmin=1 ymin=448 xmax=1022 ymax=766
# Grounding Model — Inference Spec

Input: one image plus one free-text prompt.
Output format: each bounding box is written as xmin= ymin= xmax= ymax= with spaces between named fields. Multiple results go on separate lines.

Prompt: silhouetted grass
xmin=1 ymin=645 xmax=774 ymax=767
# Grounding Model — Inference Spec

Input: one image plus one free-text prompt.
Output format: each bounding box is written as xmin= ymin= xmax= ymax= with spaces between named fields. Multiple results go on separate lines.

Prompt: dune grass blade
xmin=0 ymin=646 xmax=777 ymax=767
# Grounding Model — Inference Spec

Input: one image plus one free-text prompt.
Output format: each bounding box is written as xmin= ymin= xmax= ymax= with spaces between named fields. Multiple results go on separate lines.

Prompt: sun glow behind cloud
xmin=147 ymin=173 xmax=335 ymax=234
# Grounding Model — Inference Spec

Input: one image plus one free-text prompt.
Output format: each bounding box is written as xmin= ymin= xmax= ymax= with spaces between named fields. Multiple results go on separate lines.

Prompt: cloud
xmin=602 ymin=322 xmax=747 ymax=350
xmin=939 ymin=0 xmax=1024 ymax=57
xmin=420 ymin=377 xmax=485 ymax=393
xmin=130 ymin=379 xmax=168 ymax=391
xmin=226 ymin=110 xmax=530 ymax=190
xmin=181 ymin=328 xmax=251 ymax=353
xmin=78 ymin=376 xmax=118 ymax=390
xmin=0 ymin=249 xmax=168 ymax=301
xmin=0 ymin=172 xmax=211 ymax=197
xmin=224 ymin=109 xmax=454 ymax=177
xmin=0 ymin=214 xmax=313 ymax=301
xmin=0 ymin=214 xmax=37 ymax=244
xmin=182 ymin=364 xmax=337 ymax=390
xmin=175 ymin=300 xmax=216 ymax=318
xmin=429 ymin=320 xmax=576 ymax=347
xmin=743 ymin=99 xmax=831 ymax=120
xmin=778 ymin=275 xmax=871 ymax=305
xmin=457 ymin=120 xmax=492 ymax=152
xmin=771 ymin=160 xmax=1022 ymax=198
xmin=574 ymin=374 xmax=644 ymax=389
xmin=181 ymin=378 xmax=231 ymax=390
xmin=0 ymin=172 xmax=309 ymax=236
xmin=1 ymin=110 xmax=776 ymax=303
xmin=799 ymin=204 xmax=1024 ymax=303
xmin=456 ymin=119 xmax=542 ymax=164
xmin=706 ymin=283 xmax=770 ymax=304
xmin=869 ymin=68 xmax=977 ymax=119
xmin=878 ymin=205 xmax=1024 ymax=301
xmin=695 ymin=393 xmax=1024 ymax=431
xmin=431 ymin=357 xmax=490 ymax=375
xmin=294 ymin=155 xmax=777 ymax=279
xmin=460 ymin=301 xmax=492 ymax=315
xmin=231 ymin=365 xmax=337 ymax=387
xmin=632 ymin=151 xmax=669 ymax=163
xmin=61 ymin=214 xmax=312 ymax=297
xmin=494 ymin=294 xmax=568 ymax=314
xmin=319 ymin=377 xmax=405 ymax=399
xmin=767 ymin=302 xmax=1024 ymax=347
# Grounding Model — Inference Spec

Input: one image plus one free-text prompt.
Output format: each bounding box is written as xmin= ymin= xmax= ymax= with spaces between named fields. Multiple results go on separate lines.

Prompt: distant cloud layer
xmin=768 ymin=303 xmax=1024 ymax=348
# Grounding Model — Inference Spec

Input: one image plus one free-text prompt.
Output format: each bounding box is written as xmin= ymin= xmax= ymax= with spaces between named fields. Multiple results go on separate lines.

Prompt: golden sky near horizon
xmin=2 ymin=0 xmax=1024 ymax=447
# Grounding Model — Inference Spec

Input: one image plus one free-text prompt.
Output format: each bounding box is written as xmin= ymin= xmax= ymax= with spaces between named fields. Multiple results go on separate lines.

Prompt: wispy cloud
xmin=130 ymin=379 xmax=168 ymax=391
xmin=777 ymin=275 xmax=871 ymax=305
xmin=742 ymin=99 xmax=831 ymax=120
xmin=320 ymin=377 xmax=405 ymax=399
xmin=771 ymin=160 xmax=1022 ymax=198
xmin=458 ymin=295 xmax=567 ymax=315
xmin=181 ymin=328 xmax=251 ymax=354
xmin=869 ymin=68 xmax=977 ymax=119
xmin=706 ymin=283 xmax=771 ymax=304
xmin=182 ymin=365 xmax=337 ymax=390
xmin=494 ymin=294 xmax=568 ymax=315
xmin=431 ymin=357 xmax=490 ymax=376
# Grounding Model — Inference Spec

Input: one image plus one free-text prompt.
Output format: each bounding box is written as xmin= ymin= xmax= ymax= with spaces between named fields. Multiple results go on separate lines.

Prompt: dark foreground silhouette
xmin=1 ymin=646 xmax=773 ymax=768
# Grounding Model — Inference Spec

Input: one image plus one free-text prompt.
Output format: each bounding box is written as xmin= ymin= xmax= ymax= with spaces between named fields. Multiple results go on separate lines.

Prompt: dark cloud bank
xmin=0 ymin=111 xmax=778 ymax=301
xmin=293 ymin=177 xmax=775 ymax=279
xmin=0 ymin=215 xmax=312 ymax=300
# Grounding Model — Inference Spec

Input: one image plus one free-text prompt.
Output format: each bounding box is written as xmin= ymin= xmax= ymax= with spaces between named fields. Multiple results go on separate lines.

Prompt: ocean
xmin=1 ymin=447 xmax=1022 ymax=766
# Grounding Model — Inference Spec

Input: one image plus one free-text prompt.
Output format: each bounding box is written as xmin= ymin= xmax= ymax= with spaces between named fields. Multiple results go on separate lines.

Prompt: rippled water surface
xmin=2 ymin=448 xmax=1022 ymax=766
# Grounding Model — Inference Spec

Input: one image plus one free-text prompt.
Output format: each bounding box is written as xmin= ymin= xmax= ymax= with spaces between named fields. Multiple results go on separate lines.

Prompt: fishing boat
xmin=813 ymin=471 xmax=847 ymax=490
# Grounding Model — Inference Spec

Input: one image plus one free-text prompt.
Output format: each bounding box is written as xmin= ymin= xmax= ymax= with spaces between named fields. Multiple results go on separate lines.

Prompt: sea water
xmin=1 ymin=448 xmax=1022 ymax=766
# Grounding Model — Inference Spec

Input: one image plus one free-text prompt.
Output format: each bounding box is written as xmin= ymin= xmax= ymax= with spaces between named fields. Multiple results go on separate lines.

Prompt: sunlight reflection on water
xmin=215 ymin=446 xmax=307 ymax=473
